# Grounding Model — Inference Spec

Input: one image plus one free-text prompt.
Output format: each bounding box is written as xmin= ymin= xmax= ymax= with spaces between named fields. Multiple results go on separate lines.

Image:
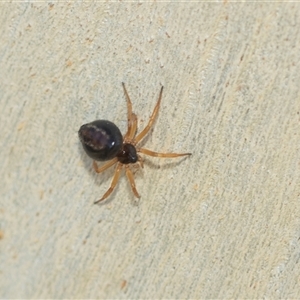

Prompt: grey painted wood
xmin=1 ymin=2 xmax=300 ymax=298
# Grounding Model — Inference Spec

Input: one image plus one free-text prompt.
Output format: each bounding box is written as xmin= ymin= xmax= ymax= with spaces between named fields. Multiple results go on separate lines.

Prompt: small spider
xmin=78 ymin=83 xmax=191 ymax=203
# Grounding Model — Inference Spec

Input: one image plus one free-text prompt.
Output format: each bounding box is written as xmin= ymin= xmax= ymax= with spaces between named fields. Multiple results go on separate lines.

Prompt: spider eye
xmin=79 ymin=120 xmax=123 ymax=161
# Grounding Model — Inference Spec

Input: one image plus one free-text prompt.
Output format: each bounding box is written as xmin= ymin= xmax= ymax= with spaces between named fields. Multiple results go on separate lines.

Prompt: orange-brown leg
xmin=125 ymin=165 xmax=140 ymax=198
xmin=134 ymin=86 xmax=164 ymax=143
xmin=93 ymin=158 xmax=118 ymax=173
xmin=122 ymin=82 xmax=135 ymax=139
xmin=139 ymin=148 xmax=191 ymax=158
xmin=94 ymin=162 xmax=123 ymax=203
xmin=125 ymin=113 xmax=137 ymax=142
xmin=137 ymin=154 xmax=144 ymax=168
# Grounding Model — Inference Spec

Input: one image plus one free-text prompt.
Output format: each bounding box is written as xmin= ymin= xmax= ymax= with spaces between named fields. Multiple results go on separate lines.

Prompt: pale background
xmin=1 ymin=2 xmax=300 ymax=299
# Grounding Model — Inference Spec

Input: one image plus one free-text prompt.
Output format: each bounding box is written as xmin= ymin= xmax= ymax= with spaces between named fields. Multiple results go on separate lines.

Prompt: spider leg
xmin=139 ymin=148 xmax=191 ymax=158
xmin=125 ymin=113 xmax=137 ymax=142
xmin=137 ymin=154 xmax=144 ymax=168
xmin=134 ymin=86 xmax=164 ymax=143
xmin=125 ymin=165 xmax=140 ymax=198
xmin=122 ymin=82 xmax=135 ymax=140
xmin=93 ymin=157 xmax=118 ymax=173
xmin=94 ymin=162 xmax=123 ymax=203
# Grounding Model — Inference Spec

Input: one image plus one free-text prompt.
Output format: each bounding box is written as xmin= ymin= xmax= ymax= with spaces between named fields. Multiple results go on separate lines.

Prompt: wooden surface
xmin=1 ymin=2 xmax=300 ymax=299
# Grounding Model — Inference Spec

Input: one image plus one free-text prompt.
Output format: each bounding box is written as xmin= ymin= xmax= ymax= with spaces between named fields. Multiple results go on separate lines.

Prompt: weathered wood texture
xmin=1 ymin=2 xmax=300 ymax=299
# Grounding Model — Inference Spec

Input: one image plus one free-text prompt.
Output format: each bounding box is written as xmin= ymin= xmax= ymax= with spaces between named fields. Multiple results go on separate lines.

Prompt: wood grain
xmin=1 ymin=2 xmax=300 ymax=298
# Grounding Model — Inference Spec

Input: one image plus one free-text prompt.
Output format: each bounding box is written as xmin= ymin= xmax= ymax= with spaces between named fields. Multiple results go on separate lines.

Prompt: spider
xmin=78 ymin=83 xmax=191 ymax=203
